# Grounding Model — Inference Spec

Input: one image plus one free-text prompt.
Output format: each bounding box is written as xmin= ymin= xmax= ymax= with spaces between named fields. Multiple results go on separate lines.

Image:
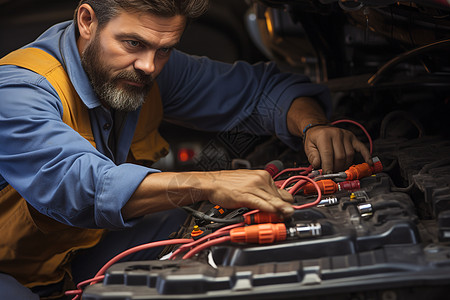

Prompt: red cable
xmin=285 ymin=175 xmax=322 ymax=209
xmin=92 ymin=238 xmax=193 ymax=282
xmin=216 ymin=222 xmax=246 ymax=233
xmin=273 ymin=165 xmax=312 ymax=180
xmin=170 ymin=231 xmax=228 ymax=260
xmin=66 ymin=240 xmax=193 ymax=298
xmin=280 ymin=175 xmax=304 ymax=190
xmin=65 ymin=275 xmax=105 ymax=300
xmin=243 ymin=209 xmax=259 ymax=218
xmin=170 ymin=222 xmax=244 ymax=260
xmin=182 ymin=235 xmax=231 ymax=259
xmin=287 ymin=179 xmax=308 ymax=194
xmin=331 ymin=119 xmax=373 ymax=154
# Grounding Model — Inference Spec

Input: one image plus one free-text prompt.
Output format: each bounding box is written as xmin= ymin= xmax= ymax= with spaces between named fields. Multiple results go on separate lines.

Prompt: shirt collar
xmin=59 ymin=22 xmax=102 ymax=109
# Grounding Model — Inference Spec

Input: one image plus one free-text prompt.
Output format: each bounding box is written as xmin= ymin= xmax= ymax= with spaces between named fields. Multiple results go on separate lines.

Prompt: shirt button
xmin=103 ymin=123 xmax=111 ymax=130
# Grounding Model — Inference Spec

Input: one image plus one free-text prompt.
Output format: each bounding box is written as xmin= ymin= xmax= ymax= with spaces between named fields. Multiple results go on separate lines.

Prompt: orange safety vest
xmin=0 ymin=48 xmax=169 ymax=288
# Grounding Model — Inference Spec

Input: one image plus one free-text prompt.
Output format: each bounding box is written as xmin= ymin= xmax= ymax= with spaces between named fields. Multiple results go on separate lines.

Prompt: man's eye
xmin=126 ymin=40 xmax=141 ymax=47
xmin=158 ymin=47 xmax=172 ymax=56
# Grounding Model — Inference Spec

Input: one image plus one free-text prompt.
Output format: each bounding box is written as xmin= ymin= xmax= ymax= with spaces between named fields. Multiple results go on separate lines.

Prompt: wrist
xmin=287 ymin=97 xmax=329 ymax=137
xmin=302 ymin=122 xmax=331 ymax=139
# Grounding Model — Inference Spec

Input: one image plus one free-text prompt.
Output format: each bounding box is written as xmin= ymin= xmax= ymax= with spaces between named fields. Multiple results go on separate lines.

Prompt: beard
xmin=81 ymin=33 xmax=153 ymax=111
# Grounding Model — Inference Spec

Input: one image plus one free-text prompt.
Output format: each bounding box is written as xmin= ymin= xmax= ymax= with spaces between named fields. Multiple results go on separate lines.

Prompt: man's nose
xmin=133 ymin=51 xmax=156 ymax=75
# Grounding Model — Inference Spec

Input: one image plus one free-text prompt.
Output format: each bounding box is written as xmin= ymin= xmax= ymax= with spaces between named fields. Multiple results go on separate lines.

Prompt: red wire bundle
xmin=65 ymin=238 xmax=193 ymax=299
xmin=170 ymin=222 xmax=244 ymax=260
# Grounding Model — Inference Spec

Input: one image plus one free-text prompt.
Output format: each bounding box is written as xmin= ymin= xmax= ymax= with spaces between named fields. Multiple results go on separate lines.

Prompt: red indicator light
xmin=178 ymin=148 xmax=195 ymax=162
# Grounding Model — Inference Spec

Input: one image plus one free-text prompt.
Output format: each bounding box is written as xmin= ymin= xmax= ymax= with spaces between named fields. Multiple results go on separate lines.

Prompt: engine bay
xmin=5 ymin=0 xmax=444 ymax=299
xmin=82 ymin=132 xmax=450 ymax=299
xmin=77 ymin=1 xmax=450 ymax=299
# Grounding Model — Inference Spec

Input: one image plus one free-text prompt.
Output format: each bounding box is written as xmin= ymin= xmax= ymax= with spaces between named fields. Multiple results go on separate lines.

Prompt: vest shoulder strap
xmin=0 ymin=47 xmax=95 ymax=146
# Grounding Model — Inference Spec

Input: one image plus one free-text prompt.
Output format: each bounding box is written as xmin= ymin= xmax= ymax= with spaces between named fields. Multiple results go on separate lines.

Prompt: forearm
xmin=286 ymin=97 xmax=329 ymax=138
xmin=122 ymin=172 xmax=206 ymax=220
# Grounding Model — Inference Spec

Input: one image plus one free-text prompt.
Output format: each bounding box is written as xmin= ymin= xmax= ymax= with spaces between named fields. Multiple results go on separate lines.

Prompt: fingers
xmin=331 ymin=131 xmax=355 ymax=171
xmin=306 ymin=146 xmax=322 ymax=170
xmin=242 ymin=172 xmax=294 ymax=217
xmin=277 ymin=187 xmax=294 ymax=203
xmin=206 ymin=170 xmax=294 ymax=218
xmin=352 ymin=138 xmax=373 ymax=165
xmin=238 ymin=191 xmax=294 ymax=217
xmin=304 ymin=126 xmax=371 ymax=173
xmin=305 ymin=127 xmax=335 ymax=173
xmin=318 ymin=135 xmax=334 ymax=174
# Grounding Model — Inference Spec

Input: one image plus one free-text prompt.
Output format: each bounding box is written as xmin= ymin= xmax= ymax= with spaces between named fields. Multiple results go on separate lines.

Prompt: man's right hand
xmin=122 ymin=169 xmax=294 ymax=220
xmin=203 ymin=169 xmax=294 ymax=216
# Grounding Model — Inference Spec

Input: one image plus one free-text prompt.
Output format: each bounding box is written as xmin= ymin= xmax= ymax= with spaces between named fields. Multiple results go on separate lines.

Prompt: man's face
xmin=81 ymin=11 xmax=186 ymax=111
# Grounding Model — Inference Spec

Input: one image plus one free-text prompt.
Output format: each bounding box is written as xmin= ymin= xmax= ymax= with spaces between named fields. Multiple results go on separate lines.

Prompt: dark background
xmin=0 ymin=0 xmax=266 ymax=62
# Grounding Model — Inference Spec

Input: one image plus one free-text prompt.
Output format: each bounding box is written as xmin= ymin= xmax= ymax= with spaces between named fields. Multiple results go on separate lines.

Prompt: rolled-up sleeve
xmin=0 ymin=66 xmax=155 ymax=229
xmin=157 ymin=50 xmax=331 ymax=150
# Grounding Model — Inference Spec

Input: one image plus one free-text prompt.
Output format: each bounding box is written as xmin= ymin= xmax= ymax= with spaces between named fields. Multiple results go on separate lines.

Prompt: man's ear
xmin=77 ymin=3 xmax=98 ymax=41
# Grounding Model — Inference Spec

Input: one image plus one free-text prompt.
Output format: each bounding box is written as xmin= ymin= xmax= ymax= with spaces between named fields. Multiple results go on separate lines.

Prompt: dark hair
xmin=73 ymin=0 xmax=209 ymax=36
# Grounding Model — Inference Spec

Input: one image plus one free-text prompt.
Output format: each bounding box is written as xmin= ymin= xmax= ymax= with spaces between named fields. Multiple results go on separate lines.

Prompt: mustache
xmin=113 ymin=70 xmax=153 ymax=86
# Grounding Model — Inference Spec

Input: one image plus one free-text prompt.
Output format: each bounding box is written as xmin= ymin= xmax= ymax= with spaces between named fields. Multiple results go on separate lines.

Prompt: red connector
xmin=244 ymin=211 xmax=284 ymax=224
xmin=230 ymin=223 xmax=287 ymax=244
xmin=338 ymin=180 xmax=361 ymax=192
xmin=345 ymin=157 xmax=383 ymax=181
xmin=230 ymin=223 xmax=323 ymax=244
xmin=302 ymin=179 xmax=360 ymax=195
xmin=302 ymin=179 xmax=337 ymax=195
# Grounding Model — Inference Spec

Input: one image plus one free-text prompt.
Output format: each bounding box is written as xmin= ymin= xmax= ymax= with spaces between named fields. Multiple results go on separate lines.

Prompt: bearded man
xmin=0 ymin=0 xmax=371 ymax=298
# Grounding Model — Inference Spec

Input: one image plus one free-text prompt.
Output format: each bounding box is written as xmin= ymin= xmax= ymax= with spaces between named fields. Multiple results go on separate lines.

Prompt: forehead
xmin=102 ymin=10 xmax=187 ymax=43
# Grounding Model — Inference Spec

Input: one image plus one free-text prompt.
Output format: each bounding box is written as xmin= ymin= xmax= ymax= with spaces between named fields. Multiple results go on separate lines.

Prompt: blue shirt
xmin=0 ymin=21 xmax=331 ymax=229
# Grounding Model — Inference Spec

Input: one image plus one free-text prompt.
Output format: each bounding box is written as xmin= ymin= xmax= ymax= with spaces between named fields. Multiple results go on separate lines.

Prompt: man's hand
xmin=122 ymin=169 xmax=294 ymax=221
xmin=204 ymin=169 xmax=294 ymax=216
xmin=287 ymin=97 xmax=372 ymax=173
xmin=303 ymin=125 xmax=371 ymax=174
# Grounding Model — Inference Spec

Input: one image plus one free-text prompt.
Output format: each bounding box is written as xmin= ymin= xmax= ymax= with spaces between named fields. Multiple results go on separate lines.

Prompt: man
xmin=0 ymin=0 xmax=371 ymax=298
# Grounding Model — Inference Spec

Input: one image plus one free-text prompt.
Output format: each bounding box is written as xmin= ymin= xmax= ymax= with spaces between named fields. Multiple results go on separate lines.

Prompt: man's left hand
xmin=303 ymin=125 xmax=372 ymax=174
